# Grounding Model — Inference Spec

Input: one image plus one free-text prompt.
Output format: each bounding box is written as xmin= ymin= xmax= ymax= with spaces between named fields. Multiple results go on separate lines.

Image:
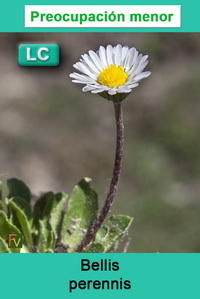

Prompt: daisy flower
xmin=70 ymin=44 xmax=151 ymax=101
xmin=70 ymin=45 xmax=152 ymax=252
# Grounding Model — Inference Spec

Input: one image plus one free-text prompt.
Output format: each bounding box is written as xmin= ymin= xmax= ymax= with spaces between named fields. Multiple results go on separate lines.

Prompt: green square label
xmin=8 ymin=233 xmax=23 ymax=248
xmin=18 ymin=44 xmax=60 ymax=66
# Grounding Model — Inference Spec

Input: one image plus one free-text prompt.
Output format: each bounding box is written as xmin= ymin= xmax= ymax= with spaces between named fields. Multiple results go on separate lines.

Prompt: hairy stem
xmin=76 ymin=101 xmax=124 ymax=252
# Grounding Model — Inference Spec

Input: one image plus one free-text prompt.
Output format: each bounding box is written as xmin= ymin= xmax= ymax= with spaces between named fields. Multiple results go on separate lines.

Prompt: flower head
xmin=70 ymin=44 xmax=151 ymax=102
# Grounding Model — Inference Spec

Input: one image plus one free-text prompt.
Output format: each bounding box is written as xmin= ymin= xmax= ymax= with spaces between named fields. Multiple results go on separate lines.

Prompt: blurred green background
xmin=0 ymin=33 xmax=200 ymax=252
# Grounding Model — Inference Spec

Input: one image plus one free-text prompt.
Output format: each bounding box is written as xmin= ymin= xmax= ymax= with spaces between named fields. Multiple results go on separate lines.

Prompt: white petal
xmin=79 ymin=59 xmax=98 ymax=75
xmin=126 ymin=83 xmax=139 ymax=89
xmin=81 ymin=54 xmax=99 ymax=74
xmin=129 ymin=71 xmax=151 ymax=83
xmin=98 ymin=46 xmax=108 ymax=68
xmin=73 ymin=63 xmax=83 ymax=73
xmin=84 ymin=83 xmax=108 ymax=89
xmin=70 ymin=72 xmax=95 ymax=83
xmin=106 ymin=45 xmax=114 ymax=65
xmin=72 ymin=80 xmax=93 ymax=84
xmin=91 ymin=87 xmax=108 ymax=93
xmin=117 ymin=88 xmax=132 ymax=93
xmin=121 ymin=46 xmax=129 ymax=65
xmin=88 ymin=50 xmax=104 ymax=71
xmin=127 ymin=53 xmax=143 ymax=76
xmin=124 ymin=48 xmax=138 ymax=72
xmin=135 ymin=60 xmax=149 ymax=75
xmin=126 ymin=48 xmax=137 ymax=71
xmin=139 ymin=55 xmax=149 ymax=65
xmin=108 ymin=88 xmax=117 ymax=95
xmin=74 ymin=62 xmax=97 ymax=80
xmin=114 ymin=44 xmax=122 ymax=66
xmin=82 ymin=85 xmax=97 ymax=92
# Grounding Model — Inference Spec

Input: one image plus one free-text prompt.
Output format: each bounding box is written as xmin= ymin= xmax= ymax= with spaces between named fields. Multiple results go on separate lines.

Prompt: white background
xmin=25 ymin=5 xmax=181 ymax=28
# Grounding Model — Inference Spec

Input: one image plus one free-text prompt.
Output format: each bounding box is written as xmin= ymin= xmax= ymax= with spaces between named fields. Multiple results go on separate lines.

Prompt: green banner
xmin=0 ymin=1 xmax=199 ymax=32
xmin=0 ymin=253 xmax=200 ymax=298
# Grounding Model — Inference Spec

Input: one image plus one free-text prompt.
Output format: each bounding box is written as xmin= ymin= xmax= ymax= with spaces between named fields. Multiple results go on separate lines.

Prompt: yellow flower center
xmin=98 ymin=65 xmax=128 ymax=87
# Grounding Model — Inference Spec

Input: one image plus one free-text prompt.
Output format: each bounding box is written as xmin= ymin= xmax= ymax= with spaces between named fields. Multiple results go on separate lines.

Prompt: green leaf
xmin=8 ymin=200 xmax=33 ymax=249
xmin=46 ymin=249 xmax=54 ymax=253
xmin=7 ymin=178 xmax=31 ymax=203
xmin=61 ymin=178 xmax=98 ymax=252
xmin=0 ymin=210 xmax=21 ymax=253
xmin=20 ymin=245 xmax=29 ymax=253
xmin=33 ymin=192 xmax=67 ymax=250
xmin=0 ymin=181 xmax=3 ymax=211
xmin=33 ymin=191 xmax=67 ymax=251
xmin=10 ymin=197 xmax=33 ymax=221
xmin=95 ymin=215 xmax=133 ymax=252
xmin=0 ymin=180 xmax=2 ymax=201
xmin=0 ymin=237 xmax=11 ymax=253
xmin=33 ymin=192 xmax=54 ymax=229
xmin=37 ymin=220 xmax=54 ymax=253
xmin=49 ymin=192 xmax=68 ymax=242
xmin=84 ymin=242 xmax=105 ymax=253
